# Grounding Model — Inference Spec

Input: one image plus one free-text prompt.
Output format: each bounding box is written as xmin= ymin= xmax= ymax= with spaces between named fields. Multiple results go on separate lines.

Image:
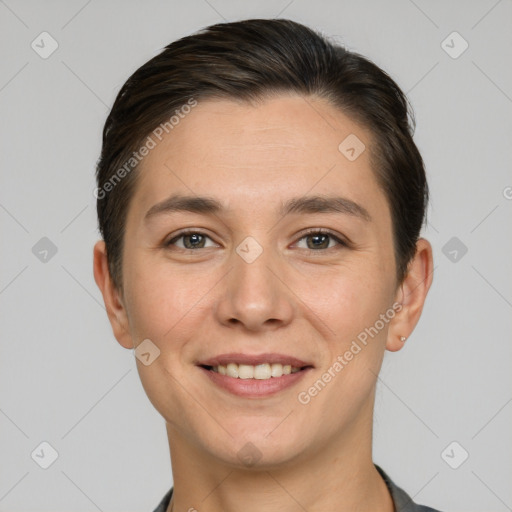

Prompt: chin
xmin=201 ymin=424 xmax=311 ymax=470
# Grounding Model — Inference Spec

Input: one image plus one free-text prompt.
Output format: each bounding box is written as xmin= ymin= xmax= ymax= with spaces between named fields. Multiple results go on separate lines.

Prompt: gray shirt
xmin=152 ymin=464 xmax=443 ymax=511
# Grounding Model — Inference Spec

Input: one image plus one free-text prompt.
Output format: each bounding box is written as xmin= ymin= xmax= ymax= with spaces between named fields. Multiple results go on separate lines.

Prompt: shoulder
xmin=375 ymin=464 xmax=445 ymax=512
xmin=151 ymin=486 xmax=173 ymax=512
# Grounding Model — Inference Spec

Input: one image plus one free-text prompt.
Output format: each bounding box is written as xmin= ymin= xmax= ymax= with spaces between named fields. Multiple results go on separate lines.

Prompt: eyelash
xmin=164 ymin=228 xmax=348 ymax=253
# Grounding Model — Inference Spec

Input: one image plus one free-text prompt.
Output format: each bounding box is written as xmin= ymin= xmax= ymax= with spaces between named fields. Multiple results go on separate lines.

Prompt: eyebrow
xmin=144 ymin=193 xmax=371 ymax=223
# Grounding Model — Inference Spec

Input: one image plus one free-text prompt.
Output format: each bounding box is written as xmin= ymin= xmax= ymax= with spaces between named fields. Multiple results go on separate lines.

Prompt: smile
xmin=206 ymin=362 xmax=301 ymax=379
xmin=197 ymin=353 xmax=314 ymax=398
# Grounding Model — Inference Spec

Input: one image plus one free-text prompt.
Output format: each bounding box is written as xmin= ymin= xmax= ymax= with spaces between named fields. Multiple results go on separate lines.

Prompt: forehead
xmin=128 ymin=94 xmax=389 ymax=224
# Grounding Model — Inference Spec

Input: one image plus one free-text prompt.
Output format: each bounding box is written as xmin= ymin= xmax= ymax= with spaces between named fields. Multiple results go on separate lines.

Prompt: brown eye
xmin=166 ymin=231 xmax=216 ymax=250
xmin=295 ymin=229 xmax=346 ymax=251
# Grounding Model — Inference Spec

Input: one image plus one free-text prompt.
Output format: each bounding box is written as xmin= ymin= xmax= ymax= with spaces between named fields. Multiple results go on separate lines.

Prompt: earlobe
xmin=93 ymin=240 xmax=134 ymax=349
xmin=386 ymin=238 xmax=434 ymax=352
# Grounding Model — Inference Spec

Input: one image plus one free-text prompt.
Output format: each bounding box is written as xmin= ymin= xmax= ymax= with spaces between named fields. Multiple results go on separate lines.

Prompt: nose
xmin=214 ymin=239 xmax=295 ymax=332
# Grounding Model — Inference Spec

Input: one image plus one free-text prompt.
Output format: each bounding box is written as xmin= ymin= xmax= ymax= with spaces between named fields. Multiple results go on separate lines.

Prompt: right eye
xmin=165 ymin=230 xmax=218 ymax=250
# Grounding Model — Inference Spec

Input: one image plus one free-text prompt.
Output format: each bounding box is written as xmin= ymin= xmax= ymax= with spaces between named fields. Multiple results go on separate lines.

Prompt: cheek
xmin=295 ymin=262 xmax=395 ymax=345
xmin=122 ymin=252 xmax=214 ymax=344
xmin=121 ymin=258 xmax=215 ymax=423
xmin=294 ymin=273 xmax=393 ymax=430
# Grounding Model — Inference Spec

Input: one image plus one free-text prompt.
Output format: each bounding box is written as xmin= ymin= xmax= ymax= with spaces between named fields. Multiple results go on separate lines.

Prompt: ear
xmin=386 ymin=238 xmax=434 ymax=352
xmin=93 ymin=240 xmax=134 ymax=349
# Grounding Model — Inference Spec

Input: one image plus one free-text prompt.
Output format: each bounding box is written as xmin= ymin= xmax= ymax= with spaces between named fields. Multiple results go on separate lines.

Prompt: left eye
xmin=295 ymin=230 xmax=345 ymax=250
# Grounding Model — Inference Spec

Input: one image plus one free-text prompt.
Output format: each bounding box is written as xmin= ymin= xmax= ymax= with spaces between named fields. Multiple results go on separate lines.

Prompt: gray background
xmin=1 ymin=0 xmax=511 ymax=511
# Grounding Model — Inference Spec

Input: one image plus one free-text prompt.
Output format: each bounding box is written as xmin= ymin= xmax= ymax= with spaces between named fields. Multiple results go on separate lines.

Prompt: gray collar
xmin=152 ymin=464 xmax=443 ymax=512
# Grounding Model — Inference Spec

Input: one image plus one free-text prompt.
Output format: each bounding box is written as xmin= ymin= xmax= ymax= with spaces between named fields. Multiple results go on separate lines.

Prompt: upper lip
xmin=197 ymin=353 xmax=314 ymax=368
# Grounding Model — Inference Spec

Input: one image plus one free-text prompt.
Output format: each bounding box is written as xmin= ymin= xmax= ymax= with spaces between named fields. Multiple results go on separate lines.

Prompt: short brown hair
xmin=96 ymin=18 xmax=428 ymax=291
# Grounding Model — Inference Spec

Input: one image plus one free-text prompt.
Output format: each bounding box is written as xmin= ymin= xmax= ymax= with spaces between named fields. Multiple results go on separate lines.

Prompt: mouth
xmin=196 ymin=353 xmax=314 ymax=398
xmin=200 ymin=362 xmax=309 ymax=379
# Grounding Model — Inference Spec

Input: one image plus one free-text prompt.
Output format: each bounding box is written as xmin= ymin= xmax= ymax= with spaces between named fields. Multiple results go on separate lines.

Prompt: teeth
xmin=238 ymin=364 xmax=254 ymax=379
xmin=226 ymin=363 xmax=239 ymax=378
xmin=212 ymin=362 xmax=301 ymax=379
xmin=254 ymin=364 xmax=271 ymax=379
xmin=271 ymin=363 xmax=283 ymax=377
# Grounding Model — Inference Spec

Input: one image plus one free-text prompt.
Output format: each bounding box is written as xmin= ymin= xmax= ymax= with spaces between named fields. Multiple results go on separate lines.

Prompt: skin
xmin=94 ymin=93 xmax=433 ymax=512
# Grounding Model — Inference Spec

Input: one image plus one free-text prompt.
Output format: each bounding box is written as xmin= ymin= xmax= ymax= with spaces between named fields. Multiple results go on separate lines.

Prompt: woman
xmin=93 ymin=18 xmax=439 ymax=512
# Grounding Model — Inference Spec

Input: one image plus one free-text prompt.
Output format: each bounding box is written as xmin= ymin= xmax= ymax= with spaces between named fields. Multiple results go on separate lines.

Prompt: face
xmin=96 ymin=93 xmax=423 ymax=469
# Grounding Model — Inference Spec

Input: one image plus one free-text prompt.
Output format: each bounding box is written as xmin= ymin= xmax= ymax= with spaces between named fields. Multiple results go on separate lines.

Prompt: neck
xmin=165 ymin=397 xmax=394 ymax=512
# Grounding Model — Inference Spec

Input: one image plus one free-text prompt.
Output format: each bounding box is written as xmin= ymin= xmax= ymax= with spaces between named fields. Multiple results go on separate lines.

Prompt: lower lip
xmin=199 ymin=366 xmax=312 ymax=398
